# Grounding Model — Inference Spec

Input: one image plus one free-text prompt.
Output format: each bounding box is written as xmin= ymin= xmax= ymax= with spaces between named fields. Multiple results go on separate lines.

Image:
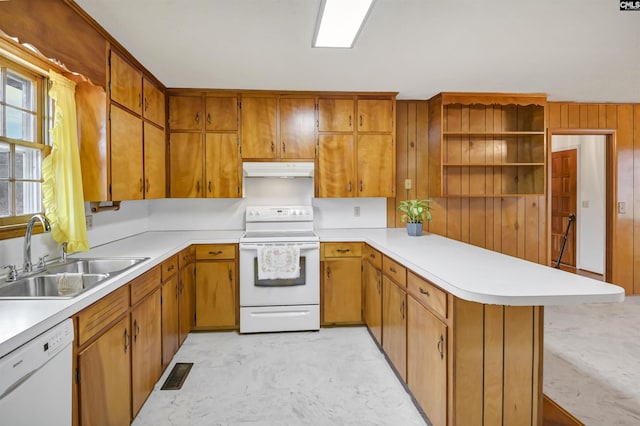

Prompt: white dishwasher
xmin=0 ymin=318 xmax=74 ymax=426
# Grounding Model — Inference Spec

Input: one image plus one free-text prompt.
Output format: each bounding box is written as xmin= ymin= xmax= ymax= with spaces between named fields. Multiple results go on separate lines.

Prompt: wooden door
xmin=382 ymin=276 xmax=407 ymax=381
xmin=551 ymin=149 xmax=577 ymax=266
xmin=143 ymin=122 xmax=166 ymax=199
xmin=142 ymin=78 xmax=165 ymax=127
xmin=161 ymin=275 xmax=179 ymax=370
xmin=169 ymin=95 xmax=203 ymax=130
xmin=322 ymin=258 xmax=362 ymax=324
xmin=357 ymin=99 xmax=393 ymax=132
xmin=317 ymin=134 xmax=355 ymax=197
xmin=407 ymin=297 xmax=447 ymax=426
xmin=318 ymin=98 xmax=354 ymax=132
xmin=131 ymin=290 xmax=162 ymax=417
xmin=279 ymin=97 xmax=316 ymax=159
xmin=195 ymin=261 xmax=236 ymax=328
xmin=169 ymin=132 xmax=203 ymax=197
xmin=363 ymin=260 xmax=382 ymax=345
xmin=205 ymin=133 xmax=240 ymax=198
xmin=110 ymin=50 xmax=142 ymax=114
xmin=240 ymin=96 xmax=277 ymax=159
xmin=78 ymin=316 xmax=131 ymax=426
xmin=205 ymin=96 xmax=238 ymax=131
xmin=179 ymin=262 xmax=195 ymax=345
xmin=357 ymin=134 xmax=394 ymax=197
xmin=111 ymin=104 xmax=143 ymax=200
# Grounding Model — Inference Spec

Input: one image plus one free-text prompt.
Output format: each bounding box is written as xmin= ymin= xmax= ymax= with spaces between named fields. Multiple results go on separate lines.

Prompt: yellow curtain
xmin=42 ymin=70 xmax=89 ymax=252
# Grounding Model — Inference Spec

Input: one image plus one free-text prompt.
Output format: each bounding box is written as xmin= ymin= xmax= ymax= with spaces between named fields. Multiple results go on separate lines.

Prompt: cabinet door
xmin=161 ymin=275 xmax=180 ymax=370
xmin=357 ymin=134 xmax=394 ymax=197
xmin=78 ymin=316 xmax=131 ymax=426
xmin=240 ymin=96 xmax=277 ymax=159
xmin=322 ymin=258 xmax=362 ymax=324
xmin=363 ymin=260 xmax=382 ymax=345
xmin=142 ymin=78 xmax=165 ymax=127
xmin=205 ymin=96 xmax=238 ymax=131
xmin=318 ymin=98 xmax=354 ymax=132
xmin=143 ymin=122 xmax=166 ymax=199
xmin=131 ymin=290 xmax=162 ymax=417
xmin=408 ymin=297 xmax=447 ymax=426
xmin=205 ymin=133 xmax=240 ymax=198
xmin=169 ymin=95 xmax=203 ymax=130
xmin=195 ymin=261 xmax=236 ymax=328
xmin=110 ymin=50 xmax=142 ymax=114
xmin=317 ymin=134 xmax=355 ymax=198
xmin=179 ymin=262 xmax=195 ymax=345
xmin=382 ymin=276 xmax=407 ymax=381
xmin=279 ymin=97 xmax=316 ymax=159
xmin=111 ymin=104 xmax=143 ymax=200
xmin=357 ymin=99 xmax=393 ymax=132
xmin=169 ymin=132 xmax=203 ymax=197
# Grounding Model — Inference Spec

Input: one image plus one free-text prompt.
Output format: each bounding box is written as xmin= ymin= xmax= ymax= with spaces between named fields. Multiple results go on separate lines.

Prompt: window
xmin=0 ymin=58 xmax=48 ymax=233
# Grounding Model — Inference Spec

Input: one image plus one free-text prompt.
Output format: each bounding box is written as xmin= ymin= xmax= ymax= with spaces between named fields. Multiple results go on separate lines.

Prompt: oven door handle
xmin=240 ymin=243 xmax=320 ymax=251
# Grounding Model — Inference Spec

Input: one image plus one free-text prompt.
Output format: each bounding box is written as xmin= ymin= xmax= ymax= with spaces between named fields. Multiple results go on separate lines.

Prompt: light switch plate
xmin=618 ymin=202 xmax=626 ymax=214
xmin=404 ymin=179 xmax=412 ymax=190
xmin=582 ymin=200 xmax=589 ymax=208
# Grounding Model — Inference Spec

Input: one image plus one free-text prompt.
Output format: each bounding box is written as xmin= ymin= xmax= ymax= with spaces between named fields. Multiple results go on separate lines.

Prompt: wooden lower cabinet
xmin=322 ymin=257 xmax=362 ymax=324
xmin=161 ymin=273 xmax=180 ymax=369
xmin=382 ymin=275 xmax=407 ymax=381
xmin=195 ymin=260 xmax=236 ymax=328
xmin=78 ymin=315 xmax=131 ymax=426
xmin=179 ymin=261 xmax=195 ymax=345
xmin=131 ymin=289 xmax=162 ymax=417
xmin=407 ymin=296 xmax=447 ymax=426
xmin=362 ymin=259 xmax=382 ymax=345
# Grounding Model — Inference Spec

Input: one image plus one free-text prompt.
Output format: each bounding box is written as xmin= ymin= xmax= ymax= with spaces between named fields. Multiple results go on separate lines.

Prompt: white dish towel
xmin=57 ymin=273 xmax=84 ymax=296
xmin=257 ymin=244 xmax=300 ymax=280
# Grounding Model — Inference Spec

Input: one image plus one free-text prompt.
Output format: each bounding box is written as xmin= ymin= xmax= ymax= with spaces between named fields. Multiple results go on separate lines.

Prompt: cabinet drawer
xmin=161 ymin=255 xmax=179 ymax=281
xmin=130 ymin=266 xmax=161 ymax=306
xmin=363 ymin=244 xmax=382 ymax=269
xmin=196 ymin=244 xmax=236 ymax=260
xmin=382 ymin=255 xmax=407 ymax=287
xmin=407 ymin=271 xmax=447 ymax=319
xmin=77 ymin=285 xmax=130 ymax=347
xmin=323 ymin=242 xmax=362 ymax=258
xmin=178 ymin=246 xmax=196 ymax=269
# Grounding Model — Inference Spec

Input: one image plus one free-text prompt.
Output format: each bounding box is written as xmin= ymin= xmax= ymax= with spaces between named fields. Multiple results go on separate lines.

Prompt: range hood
xmin=242 ymin=162 xmax=314 ymax=178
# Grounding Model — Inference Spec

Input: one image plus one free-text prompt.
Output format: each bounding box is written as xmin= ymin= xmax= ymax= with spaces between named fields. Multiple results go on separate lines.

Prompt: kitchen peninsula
xmin=0 ymin=228 xmax=623 ymax=425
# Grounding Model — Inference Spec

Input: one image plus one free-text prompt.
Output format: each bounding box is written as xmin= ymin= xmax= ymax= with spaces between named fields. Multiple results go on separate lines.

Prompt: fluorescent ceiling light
xmin=313 ymin=0 xmax=375 ymax=48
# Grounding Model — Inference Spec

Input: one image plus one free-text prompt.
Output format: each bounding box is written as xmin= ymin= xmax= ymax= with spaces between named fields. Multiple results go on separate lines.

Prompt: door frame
xmin=547 ymin=129 xmax=616 ymax=282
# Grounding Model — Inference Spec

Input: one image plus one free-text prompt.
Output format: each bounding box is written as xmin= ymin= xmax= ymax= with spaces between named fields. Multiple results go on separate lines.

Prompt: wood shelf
xmin=443 ymin=163 xmax=545 ymax=167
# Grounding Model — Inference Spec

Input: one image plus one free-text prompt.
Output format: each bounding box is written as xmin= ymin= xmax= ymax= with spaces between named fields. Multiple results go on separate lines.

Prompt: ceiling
xmin=74 ymin=0 xmax=640 ymax=102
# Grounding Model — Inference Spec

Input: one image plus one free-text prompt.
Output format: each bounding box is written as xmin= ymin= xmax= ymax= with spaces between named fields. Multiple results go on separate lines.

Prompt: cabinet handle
xmin=195 ymin=112 xmax=200 ymax=123
xmin=167 ymin=265 xmax=175 ymax=272
xmin=390 ymin=266 xmax=397 ymax=273
xmin=145 ymin=178 xmax=150 ymax=193
xmin=282 ymin=141 xmax=286 ymax=153
xmin=370 ymin=253 xmax=376 ymax=259
xmin=400 ymin=300 xmax=405 ymax=320
xmin=326 ymin=266 xmax=331 ymax=280
xmin=271 ymin=141 xmax=275 ymax=152
xmin=144 ymin=97 xmax=149 ymax=111
xmin=139 ymin=178 xmax=144 ymax=193
xmin=336 ymin=248 xmax=350 ymax=253
xmin=419 ymin=287 xmax=430 ymax=297
xmin=124 ymin=328 xmax=130 ymax=353
xmin=228 ymin=269 xmax=233 ymax=281
xmin=437 ymin=334 xmax=445 ymax=360
xmin=208 ymin=181 xmax=212 ymax=193
xmin=359 ymin=180 xmax=363 ymax=192
xmin=207 ymin=113 xmax=211 ymax=124
xmin=133 ymin=319 xmax=140 ymax=342
xmin=183 ymin=255 xmax=189 ymax=260
xmin=359 ymin=115 xmax=363 ymax=127
xmin=348 ymin=181 xmax=352 ymax=192
xmin=209 ymin=250 xmax=223 ymax=255
xmin=139 ymin=93 xmax=142 ymax=108
xmin=196 ymin=181 xmax=201 ymax=194
xmin=376 ymin=277 xmax=381 ymax=294
xmin=348 ymin=115 xmax=352 ymax=128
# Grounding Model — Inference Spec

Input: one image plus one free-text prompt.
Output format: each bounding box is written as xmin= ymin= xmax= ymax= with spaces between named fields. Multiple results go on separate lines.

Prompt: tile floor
xmin=133 ymin=327 xmax=427 ymax=426
xmin=544 ymin=295 xmax=640 ymax=425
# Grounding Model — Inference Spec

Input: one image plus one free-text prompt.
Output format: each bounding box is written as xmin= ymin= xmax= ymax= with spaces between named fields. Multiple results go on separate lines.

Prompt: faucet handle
xmin=61 ymin=242 xmax=68 ymax=261
xmin=38 ymin=254 xmax=49 ymax=268
xmin=2 ymin=265 xmax=18 ymax=281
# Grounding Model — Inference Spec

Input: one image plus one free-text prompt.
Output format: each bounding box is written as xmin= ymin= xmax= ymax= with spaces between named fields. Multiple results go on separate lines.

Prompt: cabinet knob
xmin=359 ymin=180 xmax=363 ymax=192
xmin=271 ymin=141 xmax=275 ymax=152
xmin=326 ymin=266 xmax=331 ymax=280
xmin=348 ymin=115 xmax=352 ymax=128
xmin=419 ymin=287 xmax=430 ymax=297
xmin=228 ymin=269 xmax=233 ymax=281
xmin=196 ymin=181 xmax=201 ymax=194
xmin=359 ymin=115 xmax=363 ymax=127
xmin=282 ymin=141 xmax=286 ymax=153
xmin=208 ymin=181 xmax=212 ymax=193
xmin=207 ymin=113 xmax=211 ymax=124
xmin=144 ymin=97 xmax=149 ymax=111
xmin=145 ymin=178 xmax=150 ymax=193
xmin=336 ymin=248 xmax=350 ymax=254
xmin=139 ymin=178 xmax=144 ymax=193
xmin=389 ymin=266 xmax=397 ymax=273
xmin=400 ymin=300 xmax=405 ymax=319
xmin=167 ymin=265 xmax=175 ymax=272
xmin=348 ymin=181 xmax=352 ymax=192
xmin=123 ymin=328 xmax=130 ymax=353
xmin=195 ymin=112 xmax=200 ymax=123
xmin=209 ymin=250 xmax=223 ymax=255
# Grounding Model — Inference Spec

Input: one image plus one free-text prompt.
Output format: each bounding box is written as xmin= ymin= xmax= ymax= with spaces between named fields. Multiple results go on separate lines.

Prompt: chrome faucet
xmin=23 ymin=214 xmax=51 ymax=273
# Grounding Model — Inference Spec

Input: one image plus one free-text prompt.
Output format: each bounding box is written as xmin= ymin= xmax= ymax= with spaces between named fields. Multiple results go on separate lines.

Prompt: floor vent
xmin=161 ymin=362 xmax=193 ymax=390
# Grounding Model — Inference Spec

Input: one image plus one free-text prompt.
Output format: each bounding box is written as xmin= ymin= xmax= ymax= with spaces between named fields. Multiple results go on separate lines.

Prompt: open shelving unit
xmin=428 ymin=92 xmax=547 ymax=197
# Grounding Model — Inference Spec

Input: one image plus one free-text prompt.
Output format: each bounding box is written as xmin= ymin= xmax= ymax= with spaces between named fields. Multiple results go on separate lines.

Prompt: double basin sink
xmin=0 ymin=257 xmax=149 ymax=299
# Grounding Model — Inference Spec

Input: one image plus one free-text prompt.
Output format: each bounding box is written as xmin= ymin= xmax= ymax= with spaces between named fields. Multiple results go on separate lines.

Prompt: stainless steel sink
xmin=0 ymin=273 xmax=109 ymax=299
xmin=46 ymin=257 xmax=149 ymax=275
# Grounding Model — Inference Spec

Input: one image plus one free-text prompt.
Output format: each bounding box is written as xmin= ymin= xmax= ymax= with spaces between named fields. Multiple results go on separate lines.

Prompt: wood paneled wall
xmin=548 ymin=102 xmax=640 ymax=295
xmin=390 ymin=100 xmax=548 ymax=265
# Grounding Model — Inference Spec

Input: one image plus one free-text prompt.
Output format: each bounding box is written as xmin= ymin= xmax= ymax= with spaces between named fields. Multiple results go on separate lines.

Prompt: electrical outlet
xmin=404 ymin=179 xmax=412 ymax=190
xmin=582 ymin=200 xmax=589 ymax=208
xmin=354 ymin=206 xmax=360 ymax=217
xmin=85 ymin=215 xmax=93 ymax=229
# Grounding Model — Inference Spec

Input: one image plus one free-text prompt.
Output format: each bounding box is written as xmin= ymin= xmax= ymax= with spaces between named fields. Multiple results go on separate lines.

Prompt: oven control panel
xmin=246 ymin=206 xmax=313 ymax=222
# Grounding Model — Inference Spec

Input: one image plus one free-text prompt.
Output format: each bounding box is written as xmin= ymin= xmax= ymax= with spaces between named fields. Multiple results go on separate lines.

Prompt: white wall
xmin=552 ymin=135 xmax=606 ymax=274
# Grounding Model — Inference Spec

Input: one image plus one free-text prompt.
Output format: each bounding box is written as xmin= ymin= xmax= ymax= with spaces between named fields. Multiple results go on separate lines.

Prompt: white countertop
xmin=0 ymin=228 xmax=624 ymax=358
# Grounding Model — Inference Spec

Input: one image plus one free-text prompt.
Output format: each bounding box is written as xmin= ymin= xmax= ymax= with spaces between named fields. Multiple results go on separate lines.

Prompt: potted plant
xmin=398 ymin=199 xmax=432 ymax=236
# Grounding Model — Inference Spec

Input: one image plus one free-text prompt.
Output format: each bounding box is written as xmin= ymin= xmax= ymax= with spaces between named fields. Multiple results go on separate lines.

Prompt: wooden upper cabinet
xmin=318 ymin=98 xmax=354 ymax=132
xmin=317 ymin=134 xmax=355 ymax=197
xmin=169 ymin=96 xmax=203 ymax=131
xmin=279 ymin=97 xmax=316 ymax=159
xmin=143 ymin=122 xmax=166 ymax=199
xmin=357 ymin=134 xmax=394 ymax=197
xmin=111 ymin=104 xmax=143 ymax=200
xmin=357 ymin=99 xmax=393 ymax=132
xmin=240 ymin=96 xmax=277 ymax=159
xmin=205 ymin=133 xmax=240 ymax=198
xmin=169 ymin=132 xmax=203 ymax=198
xmin=143 ymin=78 xmax=165 ymax=127
xmin=205 ymin=96 xmax=238 ymax=131
xmin=110 ymin=50 xmax=142 ymax=114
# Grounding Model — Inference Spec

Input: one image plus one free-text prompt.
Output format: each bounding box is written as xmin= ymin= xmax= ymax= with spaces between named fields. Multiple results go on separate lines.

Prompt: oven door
xmin=239 ymin=242 xmax=319 ymax=307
